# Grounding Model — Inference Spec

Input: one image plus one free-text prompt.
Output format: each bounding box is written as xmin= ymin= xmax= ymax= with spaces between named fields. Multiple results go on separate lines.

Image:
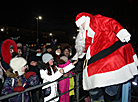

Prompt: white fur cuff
xmin=116 ymin=29 xmax=131 ymax=42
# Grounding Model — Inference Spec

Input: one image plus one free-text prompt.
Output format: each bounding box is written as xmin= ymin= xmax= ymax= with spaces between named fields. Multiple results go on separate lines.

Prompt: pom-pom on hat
xmin=10 ymin=57 xmax=27 ymax=76
xmin=42 ymin=53 xmax=53 ymax=63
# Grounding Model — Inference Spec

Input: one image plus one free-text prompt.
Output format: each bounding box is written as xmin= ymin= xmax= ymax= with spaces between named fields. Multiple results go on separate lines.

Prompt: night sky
xmin=0 ymin=0 xmax=138 ymax=41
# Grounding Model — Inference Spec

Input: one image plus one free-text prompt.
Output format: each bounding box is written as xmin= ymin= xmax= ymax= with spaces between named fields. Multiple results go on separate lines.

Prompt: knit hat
xmin=42 ymin=53 xmax=53 ymax=63
xmin=10 ymin=57 xmax=27 ymax=76
xmin=46 ymin=45 xmax=51 ymax=49
xmin=51 ymin=44 xmax=60 ymax=52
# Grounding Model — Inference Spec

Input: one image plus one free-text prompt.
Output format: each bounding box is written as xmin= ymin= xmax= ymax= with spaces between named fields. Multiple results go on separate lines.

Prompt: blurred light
xmin=49 ymin=33 xmax=52 ymax=36
xmin=39 ymin=16 xmax=42 ymax=20
xmin=132 ymin=81 xmax=137 ymax=85
xmin=73 ymin=36 xmax=76 ymax=39
xmin=1 ymin=28 xmax=4 ymax=32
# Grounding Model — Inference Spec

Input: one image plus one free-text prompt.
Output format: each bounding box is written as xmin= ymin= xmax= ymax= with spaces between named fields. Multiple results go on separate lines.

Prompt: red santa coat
xmin=76 ymin=13 xmax=138 ymax=90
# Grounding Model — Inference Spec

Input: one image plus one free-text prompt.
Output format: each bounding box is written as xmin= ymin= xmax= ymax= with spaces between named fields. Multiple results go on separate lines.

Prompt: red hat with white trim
xmin=75 ymin=12 xmax=92 ymax=28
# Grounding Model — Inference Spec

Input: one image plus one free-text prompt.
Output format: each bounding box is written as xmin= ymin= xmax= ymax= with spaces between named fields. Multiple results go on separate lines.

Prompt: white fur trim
xmin=75 ymin=16 xmax=86 ymax=27
xmin=86 ymin=46 xmax=91 ymax=60
xmin=72 ymin=53 xmax=79 ymax=60
xmin=63 ymin=63 xmax=75 ymax=73
xmin=133 ymin=54 xmax=138 ymax=66
xmin=85 ymin=16 xmax=90 ymax=30
xmin=83 ymin=54 xmax=138 ymax=90
xmin=116 ymin=29 xmax=131 ymax=42
xmin=79 ymin=53 xmax=86 ymax=59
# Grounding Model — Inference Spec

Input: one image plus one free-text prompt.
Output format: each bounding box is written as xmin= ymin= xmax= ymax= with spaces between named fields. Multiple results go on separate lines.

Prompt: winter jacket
xmin=1 ymin=69 xmax=39 ymax=102
xmin=40 ymin=63 xmax=75 ymax=102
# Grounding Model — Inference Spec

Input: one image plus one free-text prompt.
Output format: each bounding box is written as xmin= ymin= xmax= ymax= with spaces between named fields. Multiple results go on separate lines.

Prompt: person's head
xmin=52 ymin=44 xmax=61 ymax=55
xmin=10 ymin=57 xmax=27 ymax=76
xmin=42 ymin=53 xmax=54 ymax=66
xmin=54 ymin=38 xmax=57 ymax=42
xmin=17 ymin=43 xmax=22 ymax=48
xmin=60 ymin=56 xmax=68 ymax=62
xmin=55 ymin=49 xmax=61 ymax=55
xmin=1 ymin=39 xmax=18 ymax=64
xmin=53 ymin=36 xmax=57 ymax=42
xmin=46 ymin=45 xmax=52 ymax=52
xmin=17 ymin=47 xmax=22 ymax=56
xmin=75 ymin=12 xmax=93 ymax=56
xmin=42 ymin=53 xmax=57 ymax=75
xmin=10 ymin=45 xmax=14 ymax=55
xmin=75 ymin=12 xmax=92 ymax=30
xmin=63 ymin=48 xmax=70 ymax=57
xmin=35 ymin=45 xmax=42 ymax=56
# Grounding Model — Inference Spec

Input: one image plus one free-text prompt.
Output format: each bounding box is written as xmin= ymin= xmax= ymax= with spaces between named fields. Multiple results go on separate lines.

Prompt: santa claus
xmin=73 ymin=12 xmax=138 ymax=101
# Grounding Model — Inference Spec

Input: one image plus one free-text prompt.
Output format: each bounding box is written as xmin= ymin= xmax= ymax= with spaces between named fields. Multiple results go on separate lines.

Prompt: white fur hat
xmin=42 ymin=53 xmax=53 ymax=63
xmin=10 ymin=57 xmax=27 ymax=75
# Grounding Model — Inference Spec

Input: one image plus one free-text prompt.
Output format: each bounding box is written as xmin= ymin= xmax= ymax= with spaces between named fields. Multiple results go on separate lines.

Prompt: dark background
xmin=0 ymin=0 xmax=138 ymax=45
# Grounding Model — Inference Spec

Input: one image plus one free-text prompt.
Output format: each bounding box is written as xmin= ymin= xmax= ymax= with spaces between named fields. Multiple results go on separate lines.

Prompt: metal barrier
xmin=0 ymin=72 xmax=88 ymax=102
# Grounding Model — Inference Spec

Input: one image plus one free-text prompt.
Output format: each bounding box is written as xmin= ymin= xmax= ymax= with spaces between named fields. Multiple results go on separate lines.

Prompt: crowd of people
xmin=0 ymin=12 xmax=138 ymax=102
xmin=0 ymin=38 xmax=90 ymax=102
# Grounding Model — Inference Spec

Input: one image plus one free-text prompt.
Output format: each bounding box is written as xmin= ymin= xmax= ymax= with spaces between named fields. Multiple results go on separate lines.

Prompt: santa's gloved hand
xmin=25 ymin=72 xmax=36 ymax=79
xmin=13 ymin=86 xmax=25 ymax=92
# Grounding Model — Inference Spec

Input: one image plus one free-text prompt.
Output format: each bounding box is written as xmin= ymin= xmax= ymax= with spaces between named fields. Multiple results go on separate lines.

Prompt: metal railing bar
xmin=47 ymin=87 xmax=76 ymax=102
xmin=0 ymin=72 xmax=81 ymax=101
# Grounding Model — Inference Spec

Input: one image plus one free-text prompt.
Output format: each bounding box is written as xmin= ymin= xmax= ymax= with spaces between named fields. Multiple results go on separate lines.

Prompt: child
xmin=1 ymin=57 xmax=39 ymax=102
xmin=57 ymin=56 xmax=74 ymax=102
xmin=40 ymin=53 xmax=77 ymax=102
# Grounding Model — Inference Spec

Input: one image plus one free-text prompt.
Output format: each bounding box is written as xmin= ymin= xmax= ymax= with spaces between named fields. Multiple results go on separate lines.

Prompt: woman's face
xmin=21 ymin=65 xmax=27 ymax=72
xmin=48 ymin=59 xmax=54 ymax=66
xmin=64 ymin=49 xmax=69 ymax=57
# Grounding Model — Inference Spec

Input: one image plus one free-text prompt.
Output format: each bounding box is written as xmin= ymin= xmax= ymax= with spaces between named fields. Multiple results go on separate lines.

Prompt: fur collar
xmin=5 ymin=68 xmax=17 ymax=78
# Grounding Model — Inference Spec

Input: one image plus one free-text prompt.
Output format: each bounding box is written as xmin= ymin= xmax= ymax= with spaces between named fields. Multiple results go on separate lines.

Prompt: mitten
xmin=25 ymin=72 xmax=36 ymax=79
xmin=13 ymin=86 xmax=25 ymax=92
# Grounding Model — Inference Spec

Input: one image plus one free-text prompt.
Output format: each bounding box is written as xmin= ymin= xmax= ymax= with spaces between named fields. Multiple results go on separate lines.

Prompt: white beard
xmin=75 ymin=27 xmax=85 ymax=56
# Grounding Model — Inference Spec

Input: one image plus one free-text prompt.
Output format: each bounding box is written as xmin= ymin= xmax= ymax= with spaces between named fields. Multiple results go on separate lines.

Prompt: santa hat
xmin=75 ymin=12 xmax=92 ymax=28
xmin=10 ymin=57 xmax=27 ymax=76
xmin=75 ymin=12 xmax=95 ymax=42
xmin=42 ymin=53 xmax=53 ymax=63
